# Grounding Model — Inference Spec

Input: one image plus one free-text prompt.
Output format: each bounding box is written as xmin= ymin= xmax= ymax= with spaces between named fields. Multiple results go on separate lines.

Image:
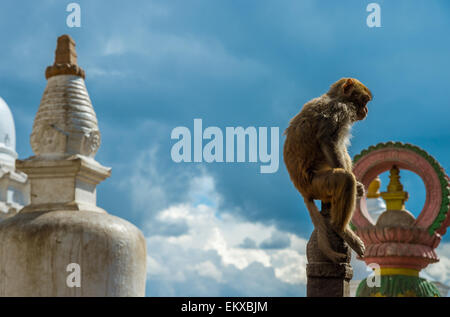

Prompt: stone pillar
xmin=306 ymin=202 xmax=353 ymax=297
xmin=0 ymin=35 xmax=146 ymax=296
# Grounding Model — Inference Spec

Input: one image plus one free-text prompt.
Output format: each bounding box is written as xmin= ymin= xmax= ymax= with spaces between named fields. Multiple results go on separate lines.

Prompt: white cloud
xmin=423 ymin=243 xmax=450 ymax=287
xmin=128 ymin=146 xmax=307 ymax=296
xmin=144 ymin=190 xmax=308 ymax=295
xmin=191 ymin=261 xmax=223 ymax=282
xmin=86 ymin=67 xmax=126 ymax=78
xmin=260 ymin=231 xmax=292 ymax=250
xmin=103 ymin=38 xmax=126 ymax=56
xmin=95 ymin=29 xmax=269 ymax=85
xmin=272 ymin=250 xmax=307 ymax=285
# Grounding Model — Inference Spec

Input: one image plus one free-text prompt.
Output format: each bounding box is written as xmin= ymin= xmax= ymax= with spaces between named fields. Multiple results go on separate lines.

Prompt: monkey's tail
xmin=304 ymin=196 xmax=365 ymax=258
xmin=303 ymin=198 xmax=327 ymax=232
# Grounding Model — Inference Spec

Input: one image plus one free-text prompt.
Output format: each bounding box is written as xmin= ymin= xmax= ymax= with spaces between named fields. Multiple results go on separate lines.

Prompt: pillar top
xmin=45 ymin=34 xmax=85 ymax=79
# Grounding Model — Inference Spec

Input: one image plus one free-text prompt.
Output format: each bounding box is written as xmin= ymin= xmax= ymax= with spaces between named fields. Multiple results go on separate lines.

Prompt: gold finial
xmin=380 ymin=165 xmax=409 ymax=211
xmin=367 ymin=176 xmax=381 ymax=198
xmin=45 ymin=34 xmax=85 ymax=79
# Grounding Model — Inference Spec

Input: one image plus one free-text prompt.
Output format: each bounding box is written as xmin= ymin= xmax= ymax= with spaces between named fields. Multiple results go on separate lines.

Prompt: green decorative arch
xmin=352 ymin=141 xmax=450 ymax=235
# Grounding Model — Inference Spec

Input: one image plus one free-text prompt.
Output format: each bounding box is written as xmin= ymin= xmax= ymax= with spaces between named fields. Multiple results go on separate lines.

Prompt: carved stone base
xmin=306 ymin=203 xmax=353 ymax=297
xmin=16 ymin=155 xmax=111 ymax=214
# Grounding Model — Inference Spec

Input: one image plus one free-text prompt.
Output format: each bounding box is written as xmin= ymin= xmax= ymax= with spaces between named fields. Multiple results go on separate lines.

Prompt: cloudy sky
xmin=0 ymin=0 xmax=449 ymax=296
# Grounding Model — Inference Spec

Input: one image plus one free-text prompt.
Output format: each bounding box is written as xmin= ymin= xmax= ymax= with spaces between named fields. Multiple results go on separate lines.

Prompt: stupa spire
xmin=380 ymin=165 xmax=409 ymax=211
xmin=55 ymin=34 xmax=77 ymax=64
xmin=45 ymin=34 xmax=85 ymax=79
xmin=24 ymin=35 xmax=108 ymax=213
xmin=31 ymin=35 xmax=99 ymax=159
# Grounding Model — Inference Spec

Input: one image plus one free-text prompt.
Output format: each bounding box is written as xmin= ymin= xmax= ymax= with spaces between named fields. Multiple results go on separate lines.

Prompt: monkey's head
xmin=328 ymin=78 xmax=372 ymax=121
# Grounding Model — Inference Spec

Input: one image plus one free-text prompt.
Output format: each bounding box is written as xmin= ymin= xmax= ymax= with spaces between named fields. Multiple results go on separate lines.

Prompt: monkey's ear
xmin=342 ymin=78 xmax=355 ymax=96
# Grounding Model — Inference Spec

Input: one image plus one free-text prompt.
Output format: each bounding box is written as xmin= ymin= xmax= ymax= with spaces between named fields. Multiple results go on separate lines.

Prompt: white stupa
xmin=0 ymin=97 xmax=17 ymax=167
xmin=0 ymin=35 xmax=146 ymax=296
xmin=0 ymin=97 xmax=29 ymax=220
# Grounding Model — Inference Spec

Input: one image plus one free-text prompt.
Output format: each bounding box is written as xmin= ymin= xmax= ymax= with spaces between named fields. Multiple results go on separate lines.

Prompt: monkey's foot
xmin=317 ymin=230 xmax=347 ymax=263
xmin=329 ymin=223 xmax=366 ymax=258
xmin=324 ymin=250 xmax=348 ymax=264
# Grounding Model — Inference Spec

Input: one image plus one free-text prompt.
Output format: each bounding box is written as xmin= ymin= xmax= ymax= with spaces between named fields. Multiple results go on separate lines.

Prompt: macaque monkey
xmin=283 ymin=78 xmax=371 ymax=263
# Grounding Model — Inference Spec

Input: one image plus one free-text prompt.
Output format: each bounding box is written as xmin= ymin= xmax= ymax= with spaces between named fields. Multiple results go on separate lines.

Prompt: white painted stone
xmin=0 ymin=97 xmax=30 ymax=220
xmin=0 ymin=97 xmax=17 ymax=168
xmin=30 ymin=75 xmax=101 ymax=159
xmin=366 ymin=197 xmax=386 ymax=222
xmin=0 ymin=35 xmax=146 ymax=296
xmin=0 ymin=209 xmax=146 ymax=296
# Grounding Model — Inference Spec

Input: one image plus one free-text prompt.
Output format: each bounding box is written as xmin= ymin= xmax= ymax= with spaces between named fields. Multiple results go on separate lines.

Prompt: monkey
xmin=283 ymin=78 xmax=371 ymax=263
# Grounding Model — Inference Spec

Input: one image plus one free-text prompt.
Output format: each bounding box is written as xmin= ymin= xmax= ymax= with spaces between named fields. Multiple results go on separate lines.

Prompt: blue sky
xmin=0 ymin=0 xmax=449 ymax=296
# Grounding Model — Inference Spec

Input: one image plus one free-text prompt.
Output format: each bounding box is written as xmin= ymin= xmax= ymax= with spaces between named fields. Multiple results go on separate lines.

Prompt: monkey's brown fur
xmin=283 ymin=78 xmax=372 ymax=262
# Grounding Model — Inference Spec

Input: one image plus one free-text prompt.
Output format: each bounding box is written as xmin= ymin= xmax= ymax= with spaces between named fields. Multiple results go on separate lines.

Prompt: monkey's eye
xmin=362 ymin=95 xmax=370 ymax=104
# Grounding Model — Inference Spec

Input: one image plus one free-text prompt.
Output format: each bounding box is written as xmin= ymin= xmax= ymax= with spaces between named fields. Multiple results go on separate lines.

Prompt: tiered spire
xmin=380 ymin=165 xmax=409 ymax=211
xmin=30 ymin=34 xmax=100 ymax=159
xmin=45 ymin=35 xmax=85 ymax=79
xmin=20 ymin=34 xmax=109 ymax=214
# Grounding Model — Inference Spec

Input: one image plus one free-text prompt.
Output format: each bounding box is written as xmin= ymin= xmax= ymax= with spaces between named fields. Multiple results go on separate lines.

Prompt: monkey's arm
xmin=320 ymin=141 xmax=347 ymax=169
xmin=316 ymin=111 xmax=348 ymax=170
xmin=344 ymin=150 xmax=366 ymax=196
xmin=321 ymin=141 xmax=365 ymax=198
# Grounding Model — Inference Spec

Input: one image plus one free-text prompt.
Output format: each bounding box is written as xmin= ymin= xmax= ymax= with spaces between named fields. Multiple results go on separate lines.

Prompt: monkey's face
xmin=342 ymin=79 xmax=372 ymax=121
xmin=353 ymin=91 xmax=370 ymax=121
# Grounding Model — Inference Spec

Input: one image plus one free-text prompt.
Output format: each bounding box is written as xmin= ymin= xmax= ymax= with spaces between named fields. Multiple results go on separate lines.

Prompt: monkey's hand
xmin=356 ymin=181 xmax=365 ymax=198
